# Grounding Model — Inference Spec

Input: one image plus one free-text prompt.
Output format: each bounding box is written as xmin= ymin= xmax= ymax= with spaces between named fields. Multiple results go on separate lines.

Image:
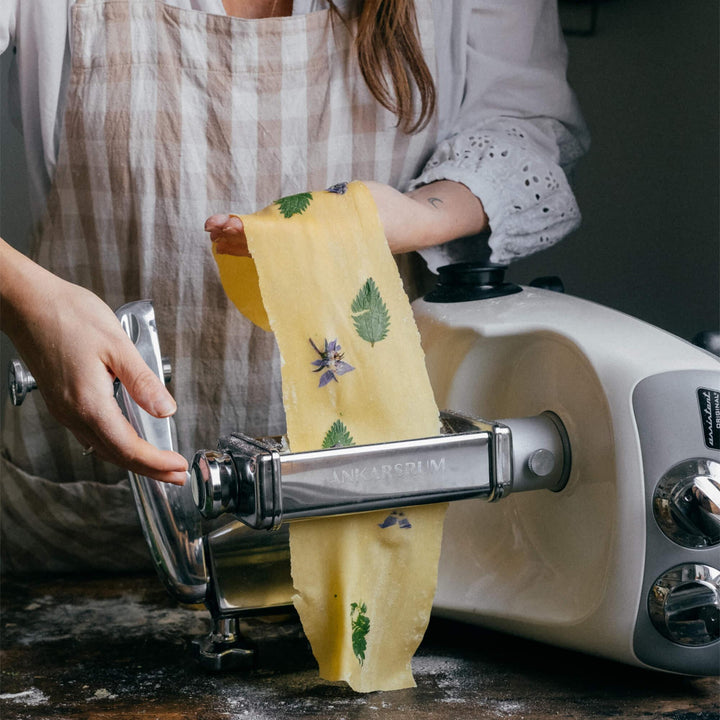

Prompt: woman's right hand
xmin=0 ymin=240 xmax=188 ymax=485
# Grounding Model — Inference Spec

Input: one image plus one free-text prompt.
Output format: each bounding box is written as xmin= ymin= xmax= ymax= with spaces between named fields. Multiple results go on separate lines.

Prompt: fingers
xmin=86 ymin=410 xmax=189 ymax=485
xmin=83 ymin=440 xmax=188 ymax=485
xmin=99 ymin=333 xmax=188 ymax=483
xmin=64 ymin=307 xmax=187 ymax=484
xmin=111 ymin=338 xmax=177 ymax=419
xmin=68 ymin=377 xmax=188 ymax=485
xmin=85 ymin=441 xmax=188 ymax=485
xmin=204 ymin=213 xmax=249 ymax=257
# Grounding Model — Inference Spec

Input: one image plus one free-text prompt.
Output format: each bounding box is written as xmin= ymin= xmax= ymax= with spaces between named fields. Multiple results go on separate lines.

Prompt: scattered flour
xmin=88 ymin=688 xmax=118 ymax=701
xmin=494 ymin=699 xmax=528 ymax=716
xmin=11 ymin=594 xmax=209 ymax=646
xmin=0 ymin=688 xmax=49 ymax=706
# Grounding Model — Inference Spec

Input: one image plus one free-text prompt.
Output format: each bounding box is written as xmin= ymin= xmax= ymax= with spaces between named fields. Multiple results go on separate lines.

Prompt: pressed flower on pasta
xmin=309 ymin=338 xmax=355 ymax=387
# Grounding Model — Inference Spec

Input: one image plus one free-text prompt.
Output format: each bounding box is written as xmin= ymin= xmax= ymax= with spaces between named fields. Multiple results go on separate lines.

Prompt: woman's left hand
xmin=205 ymin=179 xmax=489 ymax=256
xmin=204 ymin=214 xmax=248 ymax=256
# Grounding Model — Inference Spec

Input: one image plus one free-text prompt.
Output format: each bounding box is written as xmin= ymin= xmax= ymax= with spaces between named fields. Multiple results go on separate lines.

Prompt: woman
xmin=0 ymin=0 xmax=589 ymax=573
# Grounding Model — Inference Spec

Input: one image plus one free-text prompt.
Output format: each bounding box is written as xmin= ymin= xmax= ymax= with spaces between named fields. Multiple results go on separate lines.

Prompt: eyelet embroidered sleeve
xmin=0 ymin=0 xmax=17 ymax=54
xmin=416 ymin=0 xmax=591 ymax=269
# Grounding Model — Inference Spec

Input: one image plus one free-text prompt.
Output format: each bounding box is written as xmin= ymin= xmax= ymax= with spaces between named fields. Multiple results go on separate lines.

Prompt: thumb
xmin=111 ymin=338 xmax=177 ymax=419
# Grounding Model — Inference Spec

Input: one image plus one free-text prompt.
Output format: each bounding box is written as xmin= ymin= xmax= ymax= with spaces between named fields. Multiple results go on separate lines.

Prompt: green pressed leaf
xmin=351 ymin=278 xmax=390 ymax=346
xmin=274 ymin=192 xmax=313 ymax=218
xmin=321 ymin=420 xmax=355 ymax=449
xmin=350 ymin=602 xmax=370 ymax=667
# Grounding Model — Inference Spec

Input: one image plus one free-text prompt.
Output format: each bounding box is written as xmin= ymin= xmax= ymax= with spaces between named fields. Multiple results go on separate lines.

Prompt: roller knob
xmin=7 ymin=359 xmax=37 ymax=406
xmin=648 ymin=564 xmax=720 ymax=646
xmin=653 ymin=459 xmax=720 ymax=548
xmin=191 ymin=450 xmax=239 ymax=518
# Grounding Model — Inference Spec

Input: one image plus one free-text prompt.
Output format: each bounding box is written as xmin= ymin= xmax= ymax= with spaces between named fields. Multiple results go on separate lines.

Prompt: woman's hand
xmin=364 ymin=180 xmax=489 ymax=254
xmin=0 ymin=241 xmax=188 ymax=485
xmin=204 ymin=214 xmax=248 ymax=256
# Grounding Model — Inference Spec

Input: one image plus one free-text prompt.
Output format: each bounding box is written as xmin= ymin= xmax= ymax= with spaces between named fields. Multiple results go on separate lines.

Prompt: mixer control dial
xmin=652 ymin=459 xmax=720 ymax=548
xmin=648 ymin=564 xmax=720 ymax=646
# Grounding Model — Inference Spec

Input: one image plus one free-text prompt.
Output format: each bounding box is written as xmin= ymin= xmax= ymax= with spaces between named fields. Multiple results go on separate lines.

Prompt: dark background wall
xmin=507 ymin=0 xmax=719 ymax=342
xmin=1 ymin=0 xmax=719 ymax=398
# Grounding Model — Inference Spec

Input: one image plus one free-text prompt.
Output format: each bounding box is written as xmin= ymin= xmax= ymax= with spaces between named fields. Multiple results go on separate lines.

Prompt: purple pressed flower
xmin=378 ymin=510 xmax=412 ymax=529
xmin=326 ymin=182 xmax=348 ymax=195
xmin=378 ymin=514 xmax=398 ymax=529
xmin=309 ymin=338 xmax=355 ymax=387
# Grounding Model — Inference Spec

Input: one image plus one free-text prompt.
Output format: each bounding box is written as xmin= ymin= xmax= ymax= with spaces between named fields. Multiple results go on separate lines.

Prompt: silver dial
xmin=648 ymin=564 xmax=720 ymax=646
xmin=653 ymin=458 xmax=720 ymax=548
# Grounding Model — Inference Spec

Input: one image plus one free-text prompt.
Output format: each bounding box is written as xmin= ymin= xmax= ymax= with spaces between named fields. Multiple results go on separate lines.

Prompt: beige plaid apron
xmin=1 ymin=0 xmax=437 ymax=574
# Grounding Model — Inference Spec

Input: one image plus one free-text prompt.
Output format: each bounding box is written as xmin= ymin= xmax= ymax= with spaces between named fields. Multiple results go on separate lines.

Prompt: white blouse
xmin=0 ymin=0 xmax=589 ymax=267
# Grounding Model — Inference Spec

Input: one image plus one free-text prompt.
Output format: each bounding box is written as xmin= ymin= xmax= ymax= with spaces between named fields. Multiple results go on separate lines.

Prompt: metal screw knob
xmin=648 ymin=564 xmax=720 ymax=646
xmin=7 ymin=359 xmax=37 ymax=406
xmin=527 ymin=448 xmax=556 ymax=477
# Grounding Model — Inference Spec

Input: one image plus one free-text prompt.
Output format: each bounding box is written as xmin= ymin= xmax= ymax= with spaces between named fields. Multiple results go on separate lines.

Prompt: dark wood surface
xmin=1 ymin=574 xmax=718 ymax=719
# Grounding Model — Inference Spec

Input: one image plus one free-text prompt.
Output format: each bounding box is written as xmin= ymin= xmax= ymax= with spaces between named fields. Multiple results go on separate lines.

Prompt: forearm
xmin=0 ymin=238 xmax=52 ymax=341
xmin=364 ymin=180 xmax=489 ymax=255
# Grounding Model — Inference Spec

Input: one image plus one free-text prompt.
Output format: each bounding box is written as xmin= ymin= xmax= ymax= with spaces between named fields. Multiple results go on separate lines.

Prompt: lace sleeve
xmin=410 ymin=117 xmax=585 ymax=267
xmin=0 ymin=0 xmax=17 ymax=54
xmin=416 ymin=0 xmax=590 ymax=270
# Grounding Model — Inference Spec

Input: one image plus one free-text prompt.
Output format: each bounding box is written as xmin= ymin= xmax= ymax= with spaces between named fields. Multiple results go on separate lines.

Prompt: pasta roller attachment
xmin=190 ymin=412 xmax=571 ymax=529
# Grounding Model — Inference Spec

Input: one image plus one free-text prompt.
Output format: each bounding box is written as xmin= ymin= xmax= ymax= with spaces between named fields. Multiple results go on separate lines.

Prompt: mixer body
xmin=413 ymin=284 xmax=719 ymax=676
xmin=106 ymin=275 xmax=720 ymax=676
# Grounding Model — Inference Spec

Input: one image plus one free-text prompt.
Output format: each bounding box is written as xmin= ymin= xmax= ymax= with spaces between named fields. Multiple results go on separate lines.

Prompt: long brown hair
xmin=330 ymin=0 xmax=436 ymax=134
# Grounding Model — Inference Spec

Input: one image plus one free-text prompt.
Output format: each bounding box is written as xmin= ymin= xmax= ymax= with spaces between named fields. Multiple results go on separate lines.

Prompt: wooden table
xmin=1 ymin=574 xmax=717 ymax=719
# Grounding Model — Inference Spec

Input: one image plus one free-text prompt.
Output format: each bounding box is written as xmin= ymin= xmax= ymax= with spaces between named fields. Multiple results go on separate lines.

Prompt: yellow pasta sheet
xmin=214 ymin=181 xmax=447 ymax=691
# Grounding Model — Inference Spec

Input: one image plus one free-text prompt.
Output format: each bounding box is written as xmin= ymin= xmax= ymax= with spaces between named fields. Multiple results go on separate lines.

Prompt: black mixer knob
xmin=529 ymin=275 xmax=565 ymax=293
xmin=424 ymin=263 xmax=522 ymax=303
xmin=692 ymin=331 xmax=720 ymax=358
xmin=648 ymin=564 xmax=720 ymax=646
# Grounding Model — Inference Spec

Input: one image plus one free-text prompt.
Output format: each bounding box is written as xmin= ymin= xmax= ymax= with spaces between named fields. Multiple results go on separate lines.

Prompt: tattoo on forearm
xmin=427 ymin=197 xmax=444 ymax=209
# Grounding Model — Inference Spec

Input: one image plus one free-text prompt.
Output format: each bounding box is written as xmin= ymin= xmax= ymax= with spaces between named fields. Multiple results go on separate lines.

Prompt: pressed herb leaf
xmin=322 ymin=420 xmax=355 ymax=449
xmin=351 ymin=278 xmax=390 ymax=346
xmin=350 ymin=602 xmax=370 ymax=667
xmin=275 ymin=192 xmax=313 ymax=218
